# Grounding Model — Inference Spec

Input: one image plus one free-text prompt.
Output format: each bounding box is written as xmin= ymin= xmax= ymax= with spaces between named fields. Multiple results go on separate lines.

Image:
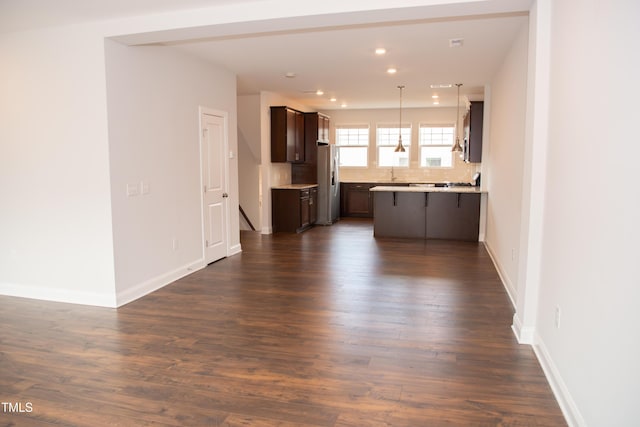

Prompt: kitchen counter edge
xmin=370 ymin=185 xmax=486 ymax=194
xmin=272 ymin=184 xmax=319 ymax=190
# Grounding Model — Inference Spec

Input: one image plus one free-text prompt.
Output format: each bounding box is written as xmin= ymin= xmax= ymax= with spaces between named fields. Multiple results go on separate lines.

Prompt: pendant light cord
xmin=452 ymin=83 xmax=463 ymax=152
xmin=399 ymin=85 xmax=404 ymax=143
xmin=394 ymin=85 xmax=406 ymax=152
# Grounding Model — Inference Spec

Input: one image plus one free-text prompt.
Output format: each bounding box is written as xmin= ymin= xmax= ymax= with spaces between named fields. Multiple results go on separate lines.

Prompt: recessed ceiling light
xmin=330 ymin=97 xmax=337 ymax=102
xmin=430 ymin=83 xmax=452 ymax=89
xmin=316 ymin=90 xmax=324 ymax=96
xmin=375 ymin=48 xmax=386 ymax=55
xmin=387 ymin=68 xmax=397 ymax=74
xmin=285 ymin=72 xmax=296 ymax=78
xmin=449 ymin=38 xmax=464 ymax=48
xmin=341 ymin=102 xmax=348 ymax=108
xmin=433 ymin=101 xmax=440 ymax=105
xmin=432 ymin=95 xmax=439 ymax=99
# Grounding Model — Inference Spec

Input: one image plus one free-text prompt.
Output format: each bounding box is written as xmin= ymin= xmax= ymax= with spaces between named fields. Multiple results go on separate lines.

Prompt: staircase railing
xmin=239 ymin=205 xmax=256 ymax=231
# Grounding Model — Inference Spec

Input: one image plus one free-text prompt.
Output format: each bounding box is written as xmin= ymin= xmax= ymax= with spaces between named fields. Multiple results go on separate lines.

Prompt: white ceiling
xmin=169 ymin=14 xmax=528 ymax=110
xmin=0 ymin=0 xmax=251 ymax=33
xmin=0 ymin=0 xmax=529 ymax=110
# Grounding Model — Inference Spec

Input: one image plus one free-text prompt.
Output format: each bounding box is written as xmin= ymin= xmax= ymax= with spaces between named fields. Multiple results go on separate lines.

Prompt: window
xmin=336 ymin=125 xmax=369 ymax=167
xmin=377 ymin=124 xmax=411 ymax=167
xmin=419 ymin=124 xmax=454 ymax=167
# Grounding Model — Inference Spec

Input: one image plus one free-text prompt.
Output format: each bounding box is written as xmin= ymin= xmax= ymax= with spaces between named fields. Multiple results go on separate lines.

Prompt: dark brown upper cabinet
xmin=463 ymin=101 xmax=484 ymax=163
xmin=271 ymin=106 xmax=305 ymax=163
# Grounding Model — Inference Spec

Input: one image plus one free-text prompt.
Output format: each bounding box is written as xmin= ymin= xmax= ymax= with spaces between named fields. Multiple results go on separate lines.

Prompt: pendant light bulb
xmin=395 ymin=85 xmax=406 ymax=153
xmin=452 ymin=83 xmax=463 ymax=153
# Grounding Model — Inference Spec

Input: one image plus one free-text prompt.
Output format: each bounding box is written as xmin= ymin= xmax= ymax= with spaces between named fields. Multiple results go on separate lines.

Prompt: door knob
xmin=223 ymin=193 xmax=229 ymax=198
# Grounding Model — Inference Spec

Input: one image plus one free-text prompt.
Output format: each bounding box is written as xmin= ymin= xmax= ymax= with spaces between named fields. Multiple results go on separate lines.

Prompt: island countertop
xmin=370 ymin=185 xmax=486 ymax=194
xmin=271 ymin=183 xmax=318 ymax=190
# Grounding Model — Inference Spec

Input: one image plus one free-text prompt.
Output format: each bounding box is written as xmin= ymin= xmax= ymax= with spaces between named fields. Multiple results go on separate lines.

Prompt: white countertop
xmin=272 ymin=184 xmax=318 ymax=190
xmin=370 ymin=185 xmax=486 ymax=194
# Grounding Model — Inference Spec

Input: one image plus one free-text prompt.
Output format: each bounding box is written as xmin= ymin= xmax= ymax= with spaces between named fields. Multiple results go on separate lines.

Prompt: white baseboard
xmin=0 ymin=281 xmax=117 ymax=308
xmin=115 ymin=259 xmax=205 ymax=307
xmin=463 ymin=241 xmax=580 ymax=426
xmin=228 ymin=243 xmax=242 ymax=256
xmin=511 ymin=313 xmax=535 ymax=344
xmin=533 ymin=334 xmax=586 ymax=427
xmin=1 ymin=251 xmax=237 ymax=309
xmin=483 ymin=241 xmax=517 ymax=309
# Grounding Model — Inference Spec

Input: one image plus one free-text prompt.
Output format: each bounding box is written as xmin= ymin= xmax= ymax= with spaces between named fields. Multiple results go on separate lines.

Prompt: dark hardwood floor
xmin=0 ymin=218 xmax=565 ymax=426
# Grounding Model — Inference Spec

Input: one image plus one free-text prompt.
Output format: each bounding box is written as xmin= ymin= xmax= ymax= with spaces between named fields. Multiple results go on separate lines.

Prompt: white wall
xmin=238 ymin=95 xmax=262 ymax=231
xmin=483 ymin=21 xmax=529 ymax=302
xmin=533 ymin=0 xmax=640 ymax=425
xmin=323 ymin=107 xmax=479 ymax=183
xmin=104 ymin=40 xmax=239 ymax=306
xmin=0 ymin=25 xmax=117 ymax=306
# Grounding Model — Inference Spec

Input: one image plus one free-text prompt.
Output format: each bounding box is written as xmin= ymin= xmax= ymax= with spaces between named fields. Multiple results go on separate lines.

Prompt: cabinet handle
xmin=393 ymin=191 xmax=397 ymax=206
xmin=425 ymin=193 xmax=429 ymax=207
xmin=457 ymin=193 xmax=461 ymax=208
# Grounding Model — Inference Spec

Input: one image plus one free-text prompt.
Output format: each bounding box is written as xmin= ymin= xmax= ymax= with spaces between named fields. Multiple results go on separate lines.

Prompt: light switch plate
xmin=126 ymin=183 xmax=139 ymax=197
xmin=140 ymin=181 xmax=150 ymax=195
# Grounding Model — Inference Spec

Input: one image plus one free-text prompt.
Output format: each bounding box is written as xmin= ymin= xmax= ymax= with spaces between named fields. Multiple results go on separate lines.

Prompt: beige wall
xmin=0 ymin=25 xmax=117 ymax=306
xmin=483 ymin=21 xmax=529 ymax=302
xmin=533 ymin=0 xmax=640 ymax=424
xmin=238 ymin=94 xmax=262 ymax=231
xmin=105 ymin=41 xmax=240 ymax=305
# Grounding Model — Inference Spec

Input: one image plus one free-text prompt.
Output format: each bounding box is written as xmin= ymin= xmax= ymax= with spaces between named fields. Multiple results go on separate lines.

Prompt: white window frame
xmin=418 ymin=124 xmax=455 ymax=168
xmin=376 ymin=124 xmax=411 ymax=168
xmin=335 ymin=124 xmax=369 ymax=168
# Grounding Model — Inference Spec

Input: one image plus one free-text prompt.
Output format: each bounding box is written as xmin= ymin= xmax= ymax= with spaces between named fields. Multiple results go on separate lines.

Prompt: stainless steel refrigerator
xmin=317 ymin=144 xmax=340 ymax=225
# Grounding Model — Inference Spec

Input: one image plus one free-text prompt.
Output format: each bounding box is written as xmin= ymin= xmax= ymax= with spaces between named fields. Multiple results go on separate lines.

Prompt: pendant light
xmin=394 ymin=85 xmax=406 ymax=153
xmin=452 ymin=83 xmax=463 ymax=152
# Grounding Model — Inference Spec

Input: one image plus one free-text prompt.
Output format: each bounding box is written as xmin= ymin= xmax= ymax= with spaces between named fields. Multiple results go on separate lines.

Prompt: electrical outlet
xmin=554 ymin=306 xmax=561 ymax=329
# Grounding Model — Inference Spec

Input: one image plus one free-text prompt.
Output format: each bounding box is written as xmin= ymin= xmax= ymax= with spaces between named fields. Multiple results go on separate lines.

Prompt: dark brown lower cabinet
xmin=372 ymin=191 xmax=481 ymax=241
xmin=309 ymin=187 xmax=318 ymax=224
xmin=272 ymin=187 xmax=317 ymax=233
xmin=341 ymin=183 xmax=375 ymax=217
xmin=341 ymin=183 xmax=408 ymax=218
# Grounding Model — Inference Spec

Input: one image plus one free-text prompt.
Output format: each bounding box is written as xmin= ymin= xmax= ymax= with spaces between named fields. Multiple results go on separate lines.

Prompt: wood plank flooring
xmin=0 ymin=218 xmax=566 ymax=426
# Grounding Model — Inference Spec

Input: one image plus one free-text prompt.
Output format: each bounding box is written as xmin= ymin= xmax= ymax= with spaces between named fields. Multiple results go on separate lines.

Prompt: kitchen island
xmin=370 ymin=185 xmax=486 ymax=241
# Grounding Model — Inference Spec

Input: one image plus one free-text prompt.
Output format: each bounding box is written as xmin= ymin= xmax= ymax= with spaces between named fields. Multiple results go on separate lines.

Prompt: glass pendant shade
xmin=452 ymin=136 xmax=463 ymax=152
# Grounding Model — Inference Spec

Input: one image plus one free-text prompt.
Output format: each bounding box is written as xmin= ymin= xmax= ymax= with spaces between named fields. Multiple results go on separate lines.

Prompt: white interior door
xmin=201 ymin=111 xmax=228 ymax=264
